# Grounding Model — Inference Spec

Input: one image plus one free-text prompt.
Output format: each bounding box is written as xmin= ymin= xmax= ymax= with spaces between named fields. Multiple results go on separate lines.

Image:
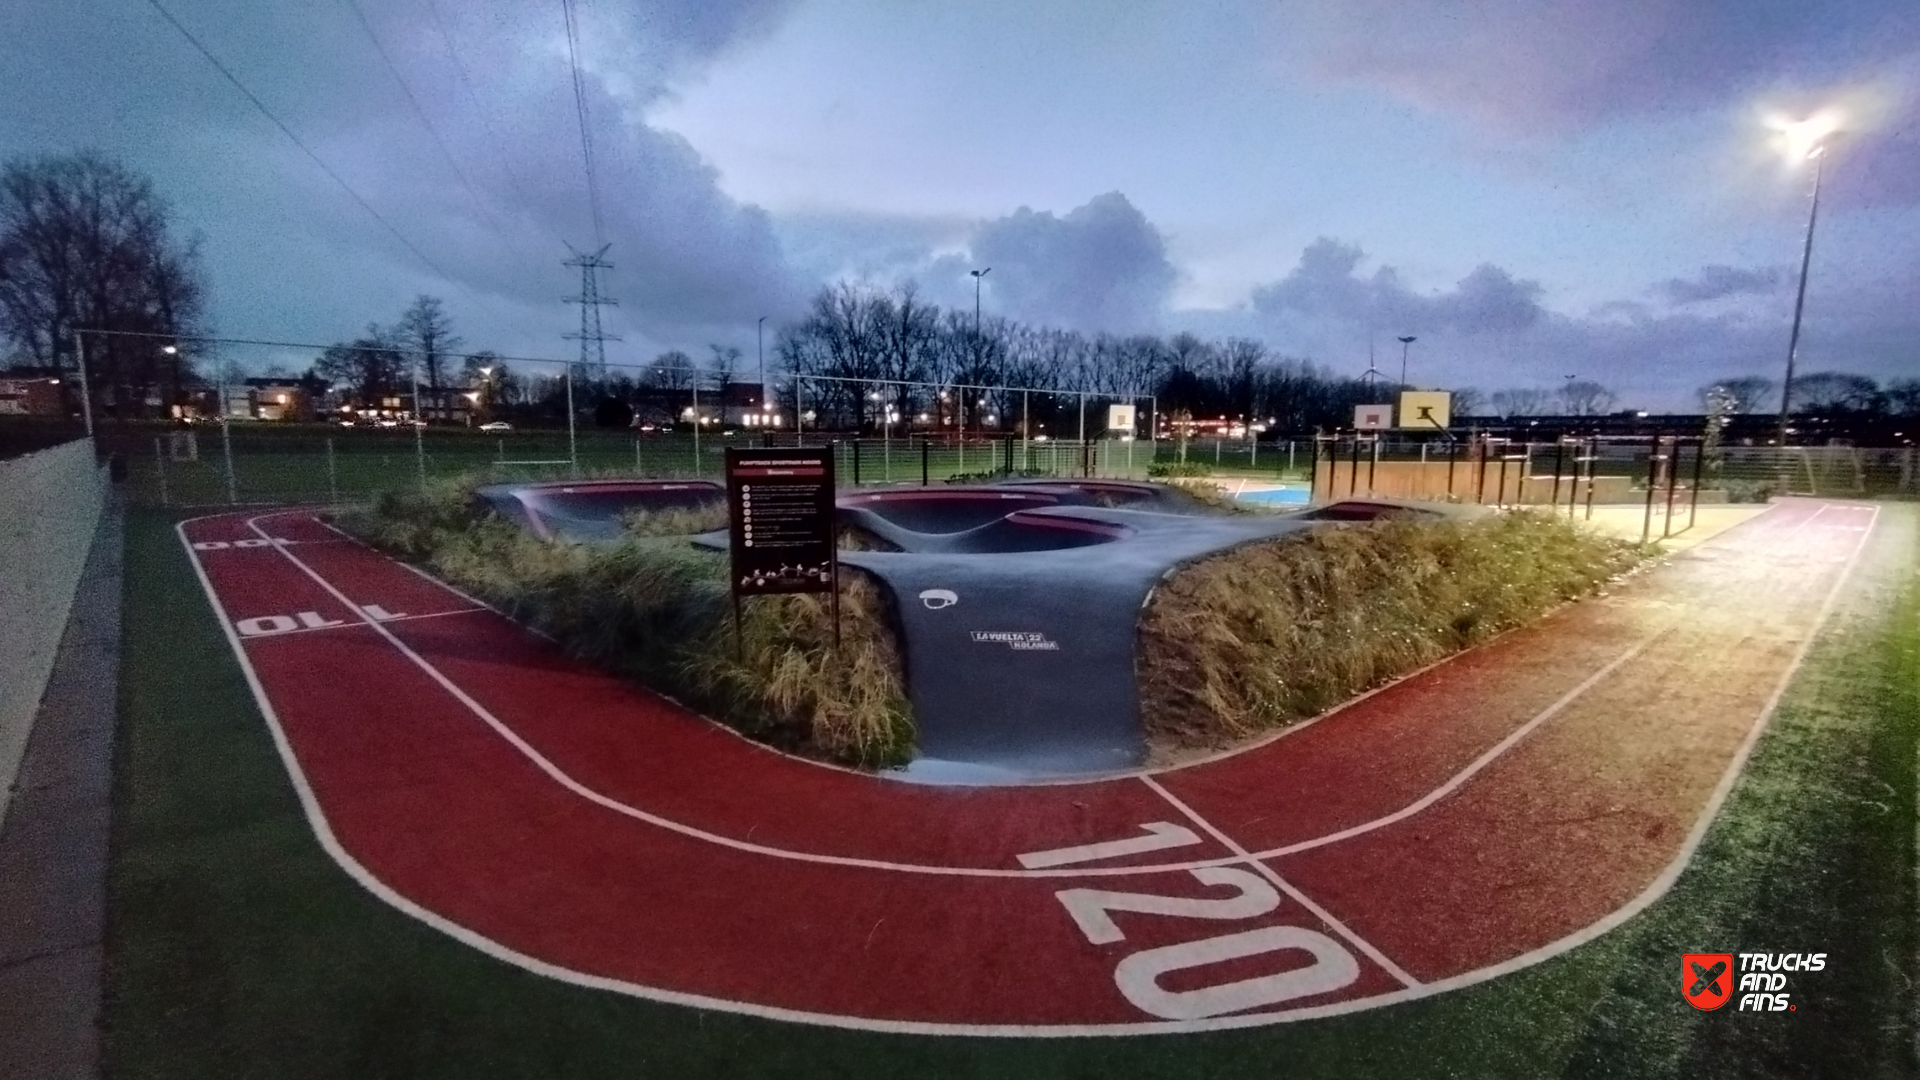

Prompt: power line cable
xmin=140 ymin=0 xmax=466 ymax=288
xmin=559 ymin=0 xmax=605 ymax=247
xmin=418 ymin=0 xmax=567 ymax=249
xmin=337 ymin=0 xmax=527 ymax=264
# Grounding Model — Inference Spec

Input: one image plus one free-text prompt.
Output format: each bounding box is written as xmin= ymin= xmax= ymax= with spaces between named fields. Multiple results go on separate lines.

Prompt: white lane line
xmin=235 ymin=514 xmax=1238 ymax=880
xmin=168 ymin=502 xmax=1888 ymax=1035
xmin=1255 ymin=625 xmax=1674 ymax=859
xmin=264 ymin=510 xmax=1688 ymax=882
xmin=1140 ymin=774 xmax=1422 ymax=989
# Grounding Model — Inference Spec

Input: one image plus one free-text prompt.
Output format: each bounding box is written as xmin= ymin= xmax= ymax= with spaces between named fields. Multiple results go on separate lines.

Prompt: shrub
xmin=1721 ymin=480 xmax=1778 ymax=504
xmin=1137 ymin=510 xmax=1649 ymax=755
xmin=338 ymin=484 xmax=913 ymax=768
xmin=1148 ymin=461 xmax=1212 ymax=478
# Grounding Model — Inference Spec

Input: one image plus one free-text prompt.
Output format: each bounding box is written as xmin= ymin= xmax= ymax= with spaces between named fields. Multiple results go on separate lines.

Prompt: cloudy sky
xmin=5 ymin=0 xmax=1917 ymax=407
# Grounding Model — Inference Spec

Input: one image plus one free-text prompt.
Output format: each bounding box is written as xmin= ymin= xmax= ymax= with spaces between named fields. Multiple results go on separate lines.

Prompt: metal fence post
xmin=1641 ymin=435 xmax=1662 ymax=543
xmin=852 ymin=437 xmax=862 ymax=486
xmin=1662 ymin=437 xmax=1682 ymax=538
xmin=327 ymin=437 xmax=340 ymax=505
xmin=221 ymin=416 xmax=237 ymax=505
xmin=1307 ymin=435 xmax=1319 ymax=501
xmin=921 ymin=437 xmax=929 ymax=486
xmin=1687 ymin=437 xmax=1705 ymax=533
xmin=154 ymin=437 xmax=168 ymax=507
xmin=565 ymin=366 xmax=579 ymax=476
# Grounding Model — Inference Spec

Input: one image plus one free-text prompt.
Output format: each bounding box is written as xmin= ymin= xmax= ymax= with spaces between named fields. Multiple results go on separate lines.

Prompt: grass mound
xmin=619 ymin=503 xmax=729 ymax=537
xmin=339 ymin=479 xmax=912 ymax=767
xmin=1138 ymin=510 xmax=1648 ymax=757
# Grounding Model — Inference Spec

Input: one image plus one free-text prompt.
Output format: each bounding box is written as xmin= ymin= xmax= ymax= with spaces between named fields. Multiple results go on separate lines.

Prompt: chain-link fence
xmin=98 ymin=425 xmax=1216 ymax=508
xmin=1308 ymin=433 xmax=1920 ymax=508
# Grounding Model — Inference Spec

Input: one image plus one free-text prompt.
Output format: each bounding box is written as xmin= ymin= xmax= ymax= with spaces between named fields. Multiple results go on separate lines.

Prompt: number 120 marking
xmin=1022 ymin=825 xmax=1360 ymax=1020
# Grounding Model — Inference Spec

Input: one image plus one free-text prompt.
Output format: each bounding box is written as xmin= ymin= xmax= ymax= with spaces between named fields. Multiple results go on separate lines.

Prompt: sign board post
xmin=724 ymin=447 xmax=839 ymax=651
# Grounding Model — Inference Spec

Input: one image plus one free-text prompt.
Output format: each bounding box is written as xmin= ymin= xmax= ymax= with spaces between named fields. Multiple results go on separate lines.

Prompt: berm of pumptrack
xmin=175 ymin=497 xmax=1878 ymax=1034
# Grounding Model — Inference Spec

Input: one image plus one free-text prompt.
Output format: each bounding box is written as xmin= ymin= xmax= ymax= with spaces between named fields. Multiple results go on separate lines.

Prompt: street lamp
xmin=970 ymin=267 xmax=991 ymax=336
xmin=756 ymin=315 xmax=767 ymax=405
xmin=1396 ymin=336 xmax=1416 ymax=387
xmin=1775 ymin=119 xmax=1840 ymax=446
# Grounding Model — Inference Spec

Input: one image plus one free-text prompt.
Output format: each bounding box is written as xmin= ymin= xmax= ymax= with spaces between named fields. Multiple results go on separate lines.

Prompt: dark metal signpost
xmin=724 ymin=447 xmax=839 ymax=651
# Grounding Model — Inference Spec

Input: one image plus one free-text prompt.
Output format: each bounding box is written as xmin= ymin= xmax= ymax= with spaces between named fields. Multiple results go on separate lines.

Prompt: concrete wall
xmin=0 ymin=439 xmax=105 ymax=825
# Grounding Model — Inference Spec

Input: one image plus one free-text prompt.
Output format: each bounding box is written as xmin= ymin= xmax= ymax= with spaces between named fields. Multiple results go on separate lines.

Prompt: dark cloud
xmin=958 ymin=193 xmax=1178 ymax=333
xmin=1249 ymin=238 xmax=1545 ymax=334
xmin=1226 ymin=239 xmax=1915 ymax=410
xmin=1655 ymin=265 xmax=1785 ymax=305
xmin=1293 ymin=1 xmax=1920 ymax=135
xmin=0 ymin=0 xmax=805 ymax=364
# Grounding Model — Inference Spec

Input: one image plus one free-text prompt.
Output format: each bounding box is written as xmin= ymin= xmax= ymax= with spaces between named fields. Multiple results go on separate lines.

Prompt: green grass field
xmin=104 ymin=505 xmax=1917 ymax=1079
xmin=103 ymin=424 xmax=1263 ymax=507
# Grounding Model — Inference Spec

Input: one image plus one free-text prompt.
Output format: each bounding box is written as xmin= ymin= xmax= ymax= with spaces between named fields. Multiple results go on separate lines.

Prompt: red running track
xmin=176 ymin=499 xmax=1876 ymax=1034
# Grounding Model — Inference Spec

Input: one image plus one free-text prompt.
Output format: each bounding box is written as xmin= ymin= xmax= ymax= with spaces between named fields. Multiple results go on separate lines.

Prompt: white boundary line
xmin=1262 ymin=626 xmax=1674 ymax=857
xmin=242 ymin=510 xmax=1674 ymax=879
xmin=167 ymin=501 xmax=1882 ymax=1035
xmin=1141 ymin=774 xmax=1422 ymax=988
xmin=308 ymin=505 xmax=1686 ymax=789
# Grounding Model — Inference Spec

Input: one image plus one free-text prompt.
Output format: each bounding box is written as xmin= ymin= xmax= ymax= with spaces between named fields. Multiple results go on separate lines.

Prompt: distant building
xmin=239 ymin=378 xmax=316 ymax=422
xmin=0 ymin=371 xmax=65 ymax=417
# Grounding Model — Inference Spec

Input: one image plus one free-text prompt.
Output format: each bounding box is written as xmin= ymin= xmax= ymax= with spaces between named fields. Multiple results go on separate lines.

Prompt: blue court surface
xmin=1236 ymin=486 xmax=1311 ymax=505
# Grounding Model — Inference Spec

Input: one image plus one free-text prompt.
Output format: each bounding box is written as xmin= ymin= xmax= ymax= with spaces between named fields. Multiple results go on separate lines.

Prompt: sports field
xmin=105 ymin=498 xmax=1917 ymax=1077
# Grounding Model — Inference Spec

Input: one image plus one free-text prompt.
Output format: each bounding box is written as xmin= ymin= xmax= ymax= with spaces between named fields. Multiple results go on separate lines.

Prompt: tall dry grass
xmin=337 ymin=480 xmax=913 ymax=767
xmin=1137 ymin=510 xmax=1648 ymax=754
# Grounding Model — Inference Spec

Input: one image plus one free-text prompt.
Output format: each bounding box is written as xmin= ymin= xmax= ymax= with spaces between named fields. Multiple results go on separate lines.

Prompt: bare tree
xmin=1449 ymin=387 xmax=1485 ymax=417
xmin=1560 ymin=380 xmax=1616 ymax=416
xmin=706 ymin=343 xmax=742 ymax=389
xmin=397 ymin=295 xmax=461 ymax=396
xmin=1886 ymin=378 xmax=1920 ymax=419
xmin=1789 ymin=372 xmax=1881 ymax=414
xmin=0 ymin=152 xmax=209 ymax=416
xmin=1696 ymin=375 xmax=1776 ymax=414
xmin=1489 ymin=388 xmax=1554 ymax=418
xmin=313 ymin=323 xmax=406 ymax=406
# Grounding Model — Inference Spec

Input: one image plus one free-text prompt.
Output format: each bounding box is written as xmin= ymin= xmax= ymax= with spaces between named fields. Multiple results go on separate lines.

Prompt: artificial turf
xmin=102 ymin=505 xmax=1917 ymax=1079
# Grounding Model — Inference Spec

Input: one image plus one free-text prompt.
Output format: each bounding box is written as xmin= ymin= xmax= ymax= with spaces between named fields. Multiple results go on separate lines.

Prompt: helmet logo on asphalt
xmin=919 ymin=589 xmax=958 ymax=610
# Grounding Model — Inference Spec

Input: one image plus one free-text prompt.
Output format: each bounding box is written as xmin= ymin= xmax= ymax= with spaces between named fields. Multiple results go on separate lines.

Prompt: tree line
xmin=8 ymin=153 xmax=1916 ymax=435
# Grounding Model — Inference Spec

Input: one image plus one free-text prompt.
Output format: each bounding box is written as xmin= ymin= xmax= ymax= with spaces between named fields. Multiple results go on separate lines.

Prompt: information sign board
xmin=724 ymin=447 xmax=837 ymax=596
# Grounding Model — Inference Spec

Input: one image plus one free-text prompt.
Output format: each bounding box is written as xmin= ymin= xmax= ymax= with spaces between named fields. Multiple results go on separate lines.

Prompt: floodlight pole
xmin=565 ymin=364 xmax=578 ymax=473
xmin=1777 ymin=147 xmax=1826 ymax=447
xmin=71 ymin=328 xmax=95 ymax=438
xmin=1397 ymin=335 xmax=1416 ymax=388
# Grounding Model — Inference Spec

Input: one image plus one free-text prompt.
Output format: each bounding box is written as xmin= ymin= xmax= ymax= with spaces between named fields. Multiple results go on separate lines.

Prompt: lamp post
xmin=1777 ymin=132 xmax=1833 ymax=447
xmin=756 ymin=315 xmax=767 ymax=413
xmin=1396 ymin=336 xmax=1416 ymax=388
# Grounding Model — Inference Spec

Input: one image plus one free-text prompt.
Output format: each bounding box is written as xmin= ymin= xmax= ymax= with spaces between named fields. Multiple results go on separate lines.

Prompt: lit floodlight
xmin=1765 ymin=108 xmax=1845 ymax=163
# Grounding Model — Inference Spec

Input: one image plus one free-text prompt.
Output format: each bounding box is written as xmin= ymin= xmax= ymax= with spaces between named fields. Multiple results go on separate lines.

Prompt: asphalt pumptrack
xmin=177 ymin=488 xmax=1879 ymax=1033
